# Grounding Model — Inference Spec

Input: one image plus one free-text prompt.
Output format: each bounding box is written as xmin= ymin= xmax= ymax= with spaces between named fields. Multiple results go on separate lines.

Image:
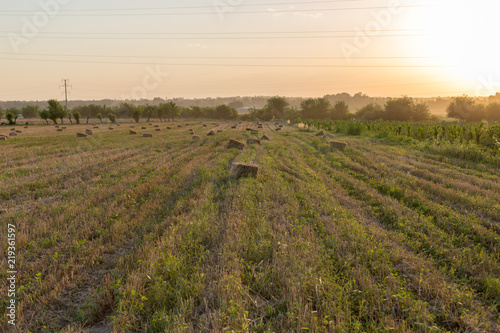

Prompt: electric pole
xmin=60 ymin=79 xmax=72 ymax=111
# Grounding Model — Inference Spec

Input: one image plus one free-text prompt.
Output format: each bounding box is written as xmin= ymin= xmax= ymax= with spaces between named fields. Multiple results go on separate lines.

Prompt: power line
xmin=0 ymin=4 xmax=441 ymax=16
xmin=0 ymin=57 xmax=457 ymax=68
xmin=0 ymin=52 xmax=442 ymax=60
xmin=0 ymin=1 xmax=394 ymax=12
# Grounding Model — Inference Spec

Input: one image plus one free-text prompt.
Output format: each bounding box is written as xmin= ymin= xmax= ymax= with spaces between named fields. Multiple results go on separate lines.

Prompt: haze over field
xmin=1 ymin=0 xmax=500 ymax=101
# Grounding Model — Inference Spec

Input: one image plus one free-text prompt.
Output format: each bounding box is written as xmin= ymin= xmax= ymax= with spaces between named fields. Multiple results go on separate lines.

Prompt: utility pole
xmin=60 ymin=79 xmax=71 ymax=111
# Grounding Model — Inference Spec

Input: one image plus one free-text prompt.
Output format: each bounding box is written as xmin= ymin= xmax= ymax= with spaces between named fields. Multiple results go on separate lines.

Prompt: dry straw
xmin=230 ymin=162 xmax=259 ymax=179
xmin=330 ymin=141 xmax=347 ymax=151
xmin=227 ymin=139 xmax=246 ymax=150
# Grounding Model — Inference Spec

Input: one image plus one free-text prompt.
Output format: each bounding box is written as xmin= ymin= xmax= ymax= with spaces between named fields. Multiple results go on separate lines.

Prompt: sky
xmin=1 ymin=0 xmax=500 ymax=101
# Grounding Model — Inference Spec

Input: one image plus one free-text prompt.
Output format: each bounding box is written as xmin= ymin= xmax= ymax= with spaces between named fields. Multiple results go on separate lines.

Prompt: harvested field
xmin=0 ymin=121 xmax=499 ymax=332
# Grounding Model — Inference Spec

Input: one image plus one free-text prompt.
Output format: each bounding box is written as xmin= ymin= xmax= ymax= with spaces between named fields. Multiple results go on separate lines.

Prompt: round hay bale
xmin=129 ymin=130 xmax=137 ymax=135
xmin=76 ymin=132 xmax=88 ymax=138
xmin=315 ymin=130 xmax=325 ymax=136
xmin=85 ymin=129 xmax=94 ymax=135
xmin=227 ymin=139 xmax=246 ymax=150
xmin=330 ymin=141 xmax=347 ymax=151
xmin=230 ymin=162 xmax=259 ymax=179
xmin=207 ymin=130 xmax=215 ymax=136
xmin=143 ymin=133 xmax=153 ymax=138
xmin=261 ymin=134 xmax=270 ymax=141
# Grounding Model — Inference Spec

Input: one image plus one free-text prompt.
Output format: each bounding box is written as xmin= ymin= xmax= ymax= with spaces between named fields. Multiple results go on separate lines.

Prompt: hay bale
xmin=9 ymin=132 xmax=17 ymax=136
xmin=85 ymin=129 xmax=94 ymax=135
xmin=143 ymin=133 xmax=153 ymax=138
xmin=167 ymin=127 xmax=171 ymax=129
xmin=227 ymin=139 xmax=246 ymax=150
xmin=93 ymin=126 xmax=99 ymax=129
xmin=330 ymin=141 xmax=347 ymax=151
xmin=141 ymin=127 xmax=147 ymax=130
xmin=192 ymin=135 xmax=200 ymax=140
xmin=279 ymin=125 xmax=284 ymax=128
xmin=316 ymin=130 xmax=325 ymax=136
xmin=177 ymin=125 xmax=182 ymax=128
xmin=275 ymin=128 xmax=281 ymax=131
xmin=116 ymin=124 xmax=121 ymax=126
xmin=251 ymin=130 xmax=259 ymax=135
xmin=217 ymin=130 xmax=223 ymax=133
xmin=203 ymin=124 xmax=207 ymax=127
xmin=15 ymin=130 xmax=22 ymax=133
xmin=324 ymin=133 xmax=334 ymax=139
xmin=149 ymin=123 xmax=153 ymax=126
xmin=76 ymin=132 xmax=88 ymax=138
xmin=108 ymin=127 xmax=114 ymax=130
xmin=57 ymin=129 xmax=63 ymax=132
xmin=154 ymin=125 xmax=159 ymax=128
xmin=230 ymin=162 xmax=259 ymax=179
xmin=246 ymin=128 xmax=252 ymax=131
xmin=130 ymin=126 xmax=135 ymax=128
xmin=24 ymin=126 xmax=29 ymax=129
xmin=261 ymin=134 xmax=270 ymax=141
xmin=55 ymin=125 xmax=59 ymax=128
xmin=62 ymin=127 xmax=67 ymax=129
xmin=129 ymin=130 xmax=137 ymax=135
xmin=0 ymin=136 xmax=8 ymax=141
xmin=258 ymin=125 xmax=263 ymax=129
xmin=246 ymin=138 xmax=261 ymax=145
xmin=207 ymin=130 xmax=215 ymax=136
xmin=155 ymin=129 xmax=161 ymax=132
xmin=231 ymin=125 xmax=237 ymax=129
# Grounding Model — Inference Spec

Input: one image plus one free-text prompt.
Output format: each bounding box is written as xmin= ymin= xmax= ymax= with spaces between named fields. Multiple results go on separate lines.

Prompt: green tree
xmin=446 ymin=95 xmax=485 ymax=121
xmin=485 ymin=102 xmax=500 ymax=121
xmin=67 ymin=112 xmax=73 ymax=124
xmin=355 ymin=103 xmax=384 ymax=120
xmin=47 ymin=100 xmax=66 ymax=124
xmin=39 ymin=109 xmax=50 ymax=124
xmin=5 ymin=112 xmax=16 ymax=125
xmin=214 ymin=104 xmax=238 ymax=119
xmin=301 ymin=98 xmax=331 ymax=119
xmin=331 ymin=101 xmax=350 ymax=120
xmin=266 ymin=96 xmax=289 ymax=119
xmin=108 ymin=113 xmax=116 ymax=123
xmin=131 ymin=107 xmax=142 ymax=123
xmin=21 ymin=105 xmax=40 ymax=119
xmin=144 ymin=104 xmax=155 ymax=122
xmin=0 ymin=107 xmax=3 ymax=121
xmin=413 ymin=102 xmax=430 ymax=121
xmin=162 ymin=102 xmax=180 ymax=121
xmin=384 ymin=97 xmax=414 ymax=121
xmin=97 ymin=113 xmax=103 ymax=123
xmin=73 ymin=111 xmax=81 ymax=124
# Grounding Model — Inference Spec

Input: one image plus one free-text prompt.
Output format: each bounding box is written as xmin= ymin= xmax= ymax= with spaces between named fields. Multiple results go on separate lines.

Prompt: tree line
xmin=1 ymin=95 xmax=500 ymax=125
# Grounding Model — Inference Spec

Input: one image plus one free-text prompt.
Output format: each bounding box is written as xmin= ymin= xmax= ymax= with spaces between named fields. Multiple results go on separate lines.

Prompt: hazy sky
xmin=1 ymin=0 xmax=500 ymax=101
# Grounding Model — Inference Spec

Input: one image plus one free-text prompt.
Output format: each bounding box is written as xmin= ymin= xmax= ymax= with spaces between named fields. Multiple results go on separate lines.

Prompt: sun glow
xmin=414 ymin=1 xmax=500 ymax=95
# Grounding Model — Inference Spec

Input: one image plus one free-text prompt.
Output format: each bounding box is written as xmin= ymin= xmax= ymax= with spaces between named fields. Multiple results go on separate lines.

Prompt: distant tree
xmin=144 ymin=105 xmax=155 ymax=122
xmin=284 ymin=106 xmax=301 ymax=121
xmin=0 ymin=107 xmax=3 ymax=120
xmin=67 ymin=112 xmax=73 ymax=124
xmin=228 ymin=101 xmax=244 ymax=109
xmin=73 ymin=111 xmax=81 ymax=124
xmin=485 ymin=102 xmax=500 ymax=121
xmin=162 ymin=102 xmax=180 ymax=121
xmin=446 ymin=95 xmax=485 ymax=121
xmin=355 ymin=103 xmax=384 ymax=120
xmin=47 ymin=100 xmax=66 ymax=124
xmin=266 ymin=96 xmax=289 ymax=119
xmin=413 ymin=102 xmax=431 ymax=121
xmin=301 ymin=98 xmax=331 ymax=119
xmin=214 ymin=104 xmax=238 ymax=119
xmin=5 ymin=112 xmax=16 ymax=125
xmin=384 ymin=97 xmax=414 ymax=121
xmin=131 ymin=107 xmax=142 ymax=123
xmin=21 ymin=105 xmax=40 ymax=119
xmin=331 ymin=101 xmax=350 ymax=120
xmin=108 ymin=112 xmax=116 ymax=123
xmin=39 ymin=109 xmax=50 ymax=124
xmin=96 ymin=113 xmax=103 ymax=123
